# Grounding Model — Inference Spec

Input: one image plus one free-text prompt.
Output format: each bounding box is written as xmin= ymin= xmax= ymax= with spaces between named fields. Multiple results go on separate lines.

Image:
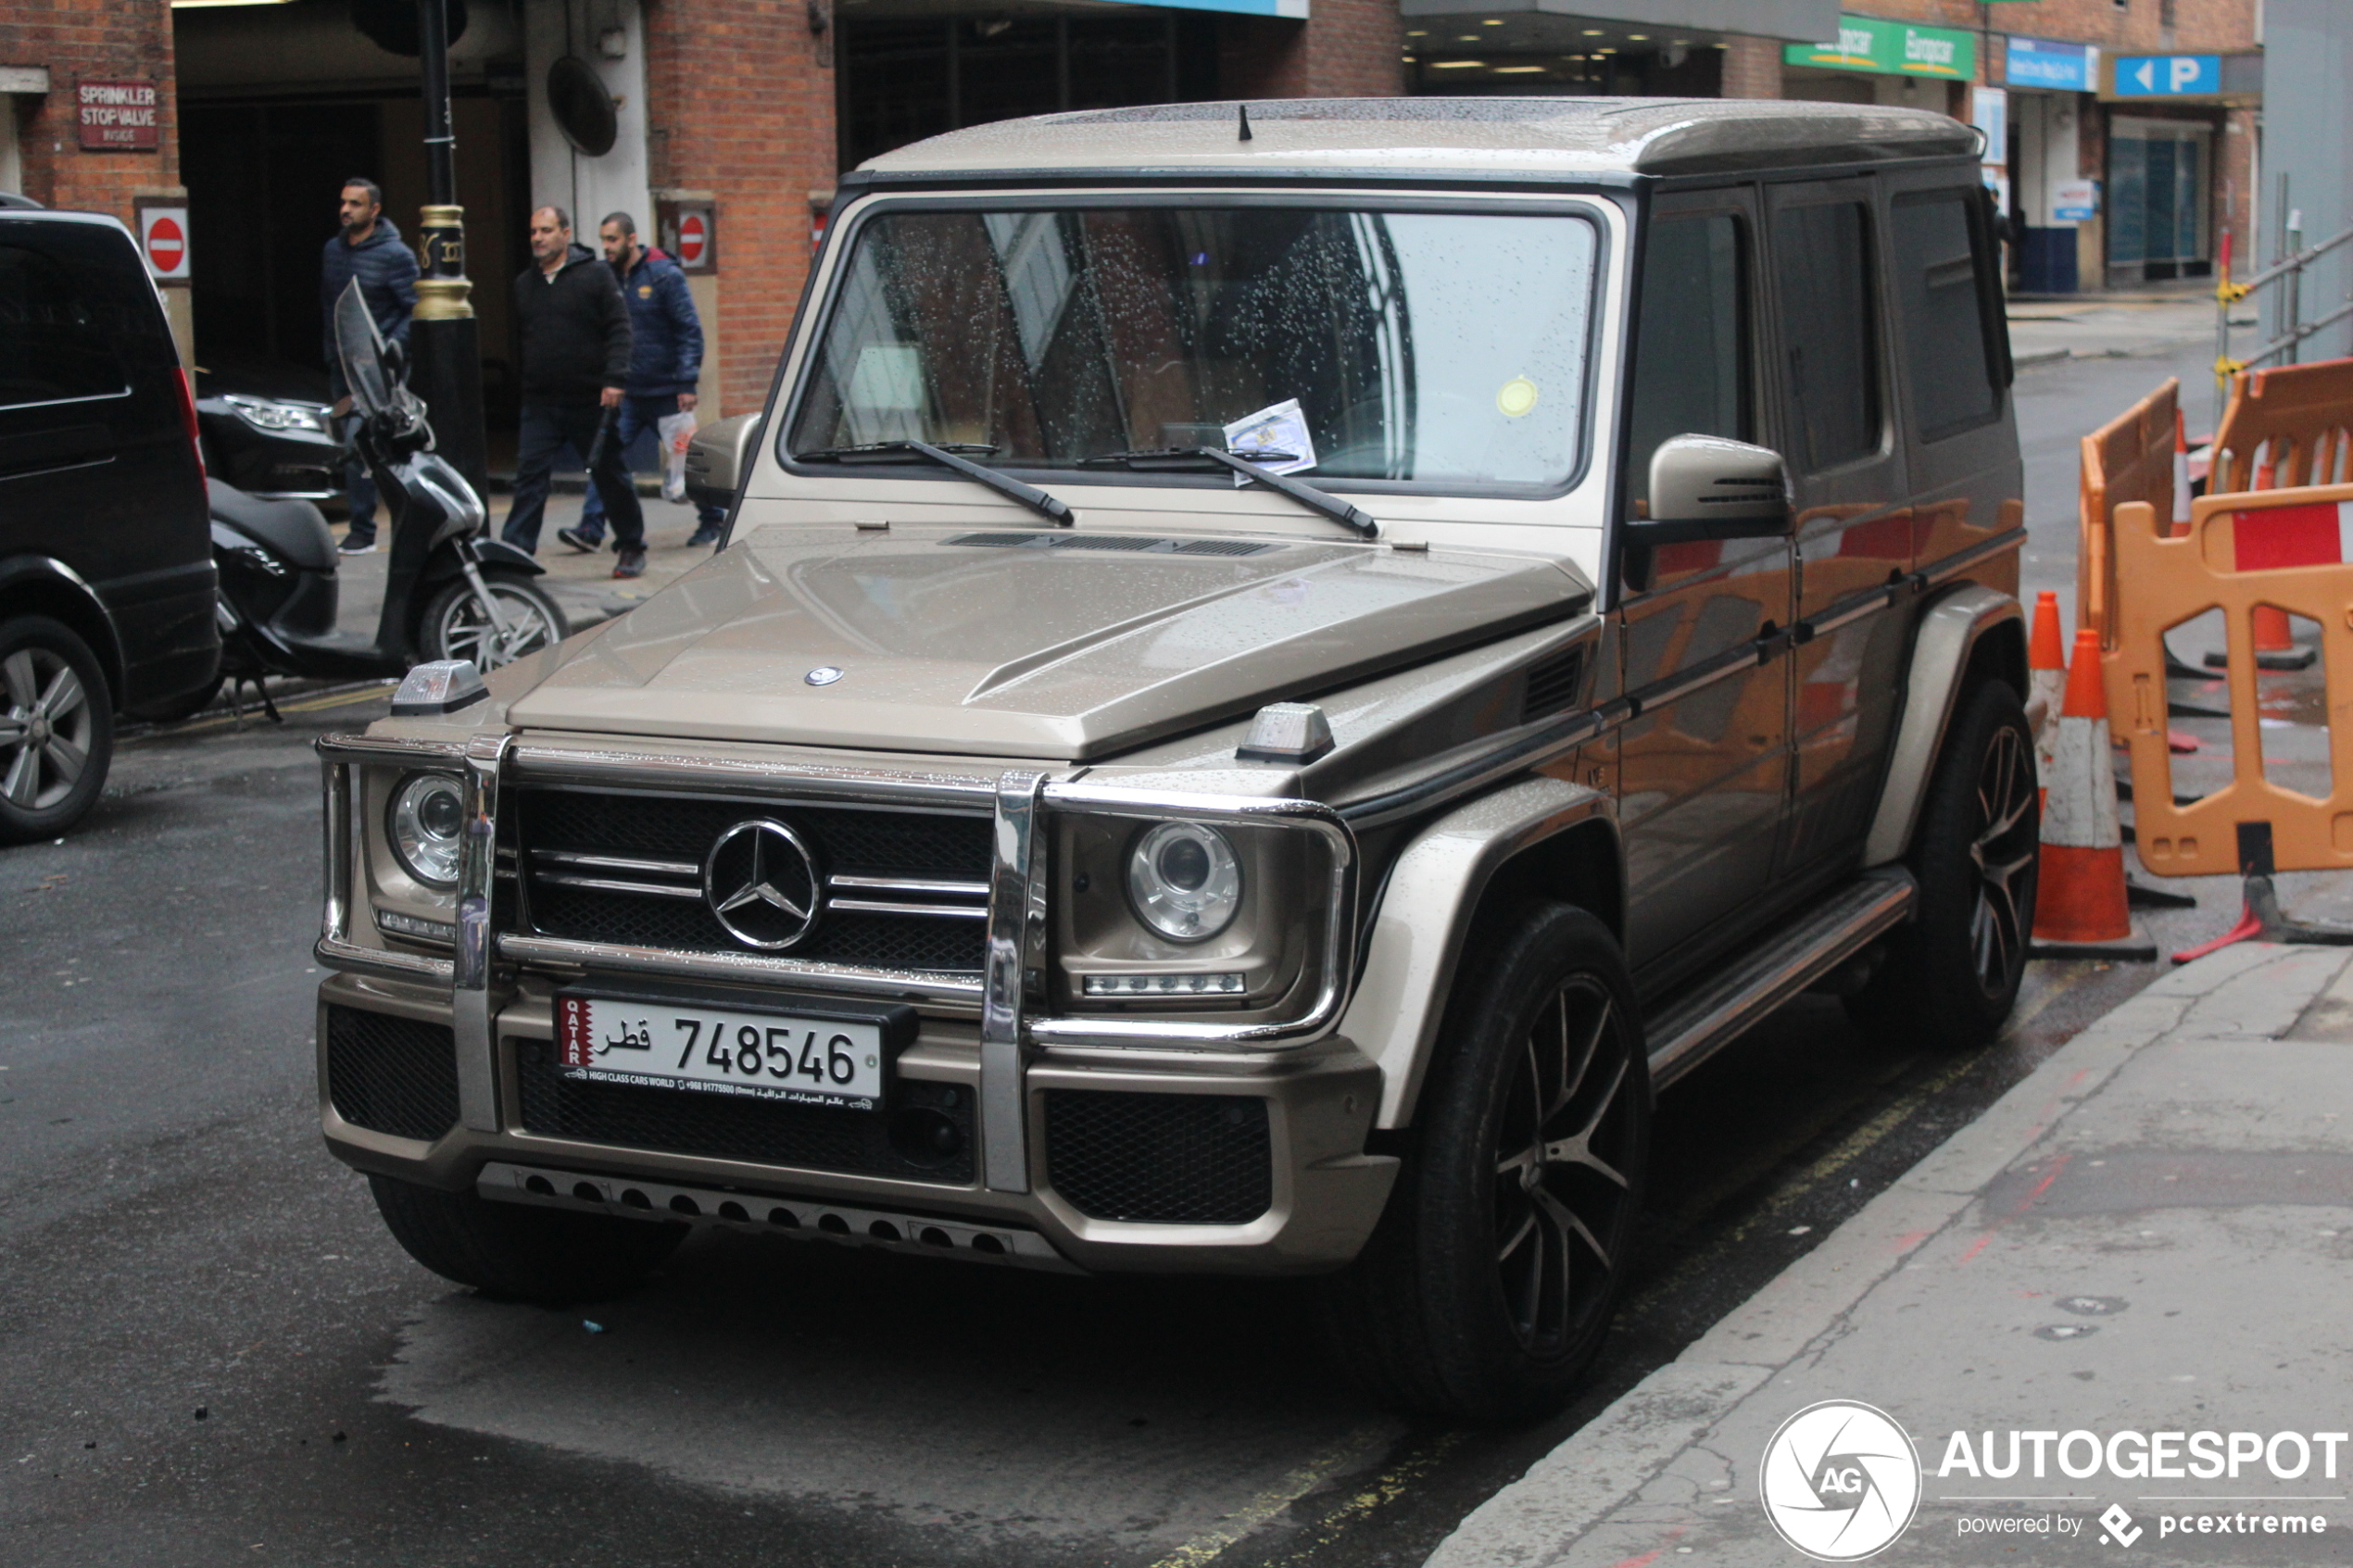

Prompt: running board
xmin=1644 ymin=870 xmax=1917 ymax=1091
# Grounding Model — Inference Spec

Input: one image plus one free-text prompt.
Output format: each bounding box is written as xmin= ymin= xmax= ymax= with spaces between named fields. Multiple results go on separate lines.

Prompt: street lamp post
xmin=409 ymin=0 xmax=491 ymax=508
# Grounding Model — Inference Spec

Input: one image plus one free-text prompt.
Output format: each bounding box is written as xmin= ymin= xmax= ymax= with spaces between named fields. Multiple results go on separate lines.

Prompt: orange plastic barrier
xmin=2102 ymin=485 xmax=2353 ymax=879
xmin=2208 ymin=359 xmax=2353 ymax=656
xmin=2078 ymin=378 xmax=2179 ymax=647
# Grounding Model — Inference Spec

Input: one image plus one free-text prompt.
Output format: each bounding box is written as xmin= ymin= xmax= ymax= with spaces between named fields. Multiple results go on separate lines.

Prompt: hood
xmin=505 ymin=525 xmax=1593 ymax=759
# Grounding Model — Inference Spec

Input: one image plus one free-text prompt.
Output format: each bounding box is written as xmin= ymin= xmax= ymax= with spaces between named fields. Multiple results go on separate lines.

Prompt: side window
xmin=0 ymin=243 xmax=132 ymax=408
xmin=1770 ymin=201 xmax=1880 ymax=472
xmin=1892 ymin=192 xmax=1999 ymax=439
xmin=1625 ymin=211 xmax=1749 ymax=508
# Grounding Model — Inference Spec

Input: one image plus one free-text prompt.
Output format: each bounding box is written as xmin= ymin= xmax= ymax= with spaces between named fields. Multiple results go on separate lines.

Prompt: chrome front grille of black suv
xmin=513 ymin=787 xmax=993 ymax=974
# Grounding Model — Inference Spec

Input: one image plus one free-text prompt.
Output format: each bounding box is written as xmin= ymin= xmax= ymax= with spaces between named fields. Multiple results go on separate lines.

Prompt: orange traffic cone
xmin=2031 ymin=629 xmax=2156 ymax=959
xmin=2028 ymin=592 xmax=2066 ymax=810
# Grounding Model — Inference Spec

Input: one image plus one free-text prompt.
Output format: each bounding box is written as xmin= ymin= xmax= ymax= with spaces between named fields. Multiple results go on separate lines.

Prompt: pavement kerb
xmin=1421 ymin=942 xmax=2347 ymax=1568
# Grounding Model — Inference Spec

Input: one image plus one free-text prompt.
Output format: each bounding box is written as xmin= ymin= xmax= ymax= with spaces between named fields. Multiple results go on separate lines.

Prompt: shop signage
xmin=77 ymin=80 xmax=160 ymax=151
xmin=2053 ymin=180 xmax=2099 ymax=224
xmin=1785 ymin=15 xmax=1974 ymax=80
xmin=2112 ymin=54 xmax=2220 ymax=96
xmin=2006 ymin=36 xmax=2096 ymax=93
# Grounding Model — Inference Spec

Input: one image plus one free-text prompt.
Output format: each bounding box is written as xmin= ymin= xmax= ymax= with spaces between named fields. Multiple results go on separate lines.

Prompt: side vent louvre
xmin=1522 ymin=647 xmax=1588 ymax=723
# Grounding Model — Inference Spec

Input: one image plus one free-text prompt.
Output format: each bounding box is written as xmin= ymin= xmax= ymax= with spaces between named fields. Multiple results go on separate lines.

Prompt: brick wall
xmin=2 ymin=0 xmax=179 ymax=221
xmin=1221 ymin=0 xmax=1403 ymax=101
xmin=641 ymin=0 xmax=836 ymax=416
xmin=1719 ymin=36 xmax=1783 ymax=100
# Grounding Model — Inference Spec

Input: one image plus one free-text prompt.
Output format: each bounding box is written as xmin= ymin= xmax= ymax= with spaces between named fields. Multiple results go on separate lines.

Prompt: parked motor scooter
xmin=199 ymin=282 xmax=566 ymax=716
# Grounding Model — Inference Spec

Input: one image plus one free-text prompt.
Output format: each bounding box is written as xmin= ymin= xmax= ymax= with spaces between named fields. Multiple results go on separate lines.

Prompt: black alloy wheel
xmin=1324 ymin=902 xmax=1649 ymax=1424
xmin=1847 ymin=679 xmax=2039 ymax=1050
xmin=1491 ymin=972 xmax=1642 ymax=1357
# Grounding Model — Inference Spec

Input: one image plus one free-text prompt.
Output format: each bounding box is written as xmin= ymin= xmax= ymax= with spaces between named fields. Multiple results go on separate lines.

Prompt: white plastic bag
xmin=658 ymin=410 xmax=698 ymax=504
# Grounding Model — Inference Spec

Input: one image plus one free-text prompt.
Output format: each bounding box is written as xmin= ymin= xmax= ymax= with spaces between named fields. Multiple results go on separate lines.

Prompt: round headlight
xmin=1126 ymin=821 xmax=1242 ymax=942
xmin=388 ymin=772 xmax=466 ymax=888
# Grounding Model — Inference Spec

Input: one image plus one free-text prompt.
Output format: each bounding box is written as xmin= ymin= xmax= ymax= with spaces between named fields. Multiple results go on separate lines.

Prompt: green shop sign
xmin=1786 ymin=14 xmax=1976 ymax=79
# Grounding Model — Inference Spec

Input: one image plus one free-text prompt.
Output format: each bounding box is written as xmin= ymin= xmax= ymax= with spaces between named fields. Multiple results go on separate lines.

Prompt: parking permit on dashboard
xmin=1222 ymin=398 xmax=1317 ymax=485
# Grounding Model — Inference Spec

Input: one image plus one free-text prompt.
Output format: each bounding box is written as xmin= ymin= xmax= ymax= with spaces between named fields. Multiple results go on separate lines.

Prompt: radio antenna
xmin=1238 ymin=103 xmax=1252 ymax=142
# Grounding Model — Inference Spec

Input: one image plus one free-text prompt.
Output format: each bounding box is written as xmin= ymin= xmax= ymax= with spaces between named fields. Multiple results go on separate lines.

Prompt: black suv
xmin=0 ymin=200 xmax=219 ymax=841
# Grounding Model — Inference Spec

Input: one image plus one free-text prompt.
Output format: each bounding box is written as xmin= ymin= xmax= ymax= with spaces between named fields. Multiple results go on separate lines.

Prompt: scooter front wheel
xmin=420 ymin=572 xmax=569 ymax=671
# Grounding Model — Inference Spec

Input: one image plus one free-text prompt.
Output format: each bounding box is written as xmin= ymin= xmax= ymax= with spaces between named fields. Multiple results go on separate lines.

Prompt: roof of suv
xmin=859 ymin=96 xmax=1982 ymax=182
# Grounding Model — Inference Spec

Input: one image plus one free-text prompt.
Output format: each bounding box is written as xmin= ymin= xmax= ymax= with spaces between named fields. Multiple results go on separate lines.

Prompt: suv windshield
xmin=786 ymin=204 xmax=1599 ymax=492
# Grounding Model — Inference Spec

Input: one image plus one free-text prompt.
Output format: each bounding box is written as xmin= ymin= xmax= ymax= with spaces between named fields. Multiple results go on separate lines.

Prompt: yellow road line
xmin=1147 ymin=1424 xmax=1391 ymax=1568
xmin=153 ymin=681 xmax=396 ymax=736
xmin=1258 ymin=1433 xmax=1470 ymax=1567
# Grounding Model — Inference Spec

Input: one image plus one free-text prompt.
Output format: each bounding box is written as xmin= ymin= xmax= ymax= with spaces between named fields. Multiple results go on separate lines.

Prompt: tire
xmin=418 ymin=572 xmax=568 ymax=671
xmin=1323 ymin=903 xmax=1650 ymax=1424
xmin=1845 ymin=679 xmax=2039 ymax=1051
xmin=0 ymin=615 xmax=115 ymax=845
xmin=368 ymin=1174 xmax=686 ymax=1304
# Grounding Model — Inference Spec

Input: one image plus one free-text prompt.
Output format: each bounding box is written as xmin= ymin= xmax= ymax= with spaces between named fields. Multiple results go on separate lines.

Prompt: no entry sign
xmin=136 ymin=202 xmax=192 ymax=284
xmin=658 ymin=197 xmax=718 ymax=274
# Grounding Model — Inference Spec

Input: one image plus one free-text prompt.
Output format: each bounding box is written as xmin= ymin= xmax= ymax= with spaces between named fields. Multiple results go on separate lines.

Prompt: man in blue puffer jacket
xmin=559 ymin=211 xmax=725 ymax=552
xmin=320 ymin=177 xmax=419 ymax=553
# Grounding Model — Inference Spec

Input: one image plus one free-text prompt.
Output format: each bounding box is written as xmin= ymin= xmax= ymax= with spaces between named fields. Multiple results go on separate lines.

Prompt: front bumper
xmin=319 ymin=972 xmax=1398 ymax=1275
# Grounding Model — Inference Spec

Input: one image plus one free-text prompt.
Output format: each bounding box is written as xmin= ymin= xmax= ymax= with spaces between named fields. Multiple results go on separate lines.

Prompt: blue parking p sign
xmin=2113 ymin=54 xmax=2220 ymax=95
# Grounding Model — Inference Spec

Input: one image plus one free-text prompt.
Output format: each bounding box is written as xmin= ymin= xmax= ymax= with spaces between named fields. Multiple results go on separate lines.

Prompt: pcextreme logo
xmin=1761 ymin=1400 xmax=1924 ymax=1562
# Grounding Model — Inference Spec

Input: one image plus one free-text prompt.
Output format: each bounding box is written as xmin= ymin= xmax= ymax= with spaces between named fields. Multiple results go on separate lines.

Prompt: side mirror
xmin=1640 ymin=434 xmax=1793 ymax=543
xmin=685 ymin=412 xmax=760 ymax=511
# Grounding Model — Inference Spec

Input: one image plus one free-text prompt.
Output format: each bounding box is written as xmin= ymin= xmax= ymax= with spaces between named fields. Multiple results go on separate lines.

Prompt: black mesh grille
xmin=325 ymin=1005 xmax=460 ymax=1142
xmin=1522 ymin=646 xmax=1589 ymax=722
xmin=516 ymin=789 xmax=990 ymax=972
xmin=512 ymin=1040 xmax=975 ymax=1183
xmin=1042 ymin=1091 xmax=1273 ymax=1224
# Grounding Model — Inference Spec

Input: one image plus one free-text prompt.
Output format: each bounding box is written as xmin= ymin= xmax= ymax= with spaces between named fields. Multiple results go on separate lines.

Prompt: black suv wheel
xmin=0 ymin=615 xmax=114 ymax=844
xmin=1847 ymin=678 xmax=2039 ymax=1050
xmin=1324 ymin=903 xmax=1649 ymax=1424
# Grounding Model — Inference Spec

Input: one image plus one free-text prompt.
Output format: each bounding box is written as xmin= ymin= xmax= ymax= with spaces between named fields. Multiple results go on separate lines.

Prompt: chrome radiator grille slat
xmin=512 ymin=786 xmax=993 ymax=974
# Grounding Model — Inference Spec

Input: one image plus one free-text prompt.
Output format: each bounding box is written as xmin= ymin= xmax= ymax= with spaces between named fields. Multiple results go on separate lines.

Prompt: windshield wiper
xmin=1081 ymin=447 xmax=1378 ymax=539
xmin=795 ymin=440 xmax=1072 ymax=526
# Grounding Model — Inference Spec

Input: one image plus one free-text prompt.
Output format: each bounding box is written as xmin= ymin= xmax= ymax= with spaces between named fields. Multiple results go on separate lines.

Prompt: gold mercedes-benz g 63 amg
xmin=313 ymin=97 xmax=2033 ymax=1423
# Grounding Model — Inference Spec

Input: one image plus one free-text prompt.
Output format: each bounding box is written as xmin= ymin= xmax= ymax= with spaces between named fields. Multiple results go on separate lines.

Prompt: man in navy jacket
xmin=560 ymin=211 xmax=725 ymax=552
xmin=320 ymin=178 xmax=417 ymax=553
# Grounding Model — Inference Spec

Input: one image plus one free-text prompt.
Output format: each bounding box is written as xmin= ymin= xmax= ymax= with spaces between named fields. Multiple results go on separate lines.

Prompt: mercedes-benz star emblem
xmin=804 ymin=666 xmax=843 ymax=686
xmin=702 ymin=819 xmax=822 ymax=949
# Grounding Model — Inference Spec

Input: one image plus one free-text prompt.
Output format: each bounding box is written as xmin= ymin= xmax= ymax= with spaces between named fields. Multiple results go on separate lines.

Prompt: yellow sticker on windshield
xmin=1496 ymin=377 xmax=1540 ymax=419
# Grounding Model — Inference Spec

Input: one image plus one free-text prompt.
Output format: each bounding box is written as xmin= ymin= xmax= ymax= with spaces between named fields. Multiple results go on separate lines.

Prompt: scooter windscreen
xmin=333 ymin=280 xmax=396 ymax=420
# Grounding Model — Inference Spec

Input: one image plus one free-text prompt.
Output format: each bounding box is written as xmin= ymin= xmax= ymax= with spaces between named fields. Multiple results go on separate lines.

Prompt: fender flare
xmin=0 ymin=554 xmax=127 ymax=700
xmin=1338 ymin=774 xmax=1616 ymax=1129
xmin=1860 ymin=583 xmax=2025 ymax=868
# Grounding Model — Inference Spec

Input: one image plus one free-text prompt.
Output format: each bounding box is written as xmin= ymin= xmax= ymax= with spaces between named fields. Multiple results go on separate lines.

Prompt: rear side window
xmin=0 ymin=242 xmax=133 ymax=408
xmin=1626 ymin=211 xmax=1749 ymax=507
xmin=1892 ymin=193 xmax=2000 ymax=439
xmin=1771 ymin=201 xmax=1880 ymax=472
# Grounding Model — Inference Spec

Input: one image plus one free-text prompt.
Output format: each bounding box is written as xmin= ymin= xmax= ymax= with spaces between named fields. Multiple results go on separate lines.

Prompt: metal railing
xmin=2213 ymin=190 xmax=2353 ymax=426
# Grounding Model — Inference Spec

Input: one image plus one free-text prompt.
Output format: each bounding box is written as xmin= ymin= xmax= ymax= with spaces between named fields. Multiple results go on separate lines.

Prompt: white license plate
xmin=556 ymin=994 xmax=887 ymax=1110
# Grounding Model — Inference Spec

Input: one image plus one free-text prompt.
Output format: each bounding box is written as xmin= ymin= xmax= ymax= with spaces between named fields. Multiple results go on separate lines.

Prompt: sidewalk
xmin=2009 ymin=295 xmax=2242 ymax=369
xmin=327 ymin=488 xmax=716 ymax=643
xmin=1428 ymin=942 xmax=2353 ymax=1567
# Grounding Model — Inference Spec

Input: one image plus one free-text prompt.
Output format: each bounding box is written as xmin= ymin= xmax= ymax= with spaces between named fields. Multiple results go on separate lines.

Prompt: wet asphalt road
xmin=0 ymin=342 xmax=2311 ymax=1568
